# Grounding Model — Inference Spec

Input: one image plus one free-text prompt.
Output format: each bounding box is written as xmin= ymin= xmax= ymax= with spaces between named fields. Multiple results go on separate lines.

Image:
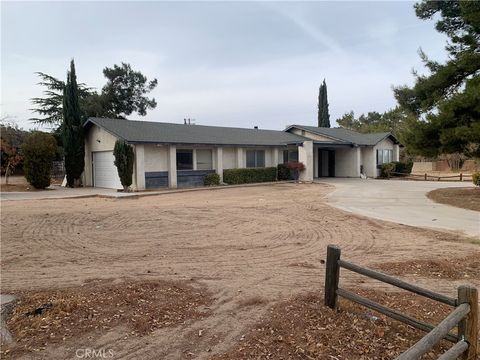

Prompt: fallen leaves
xmin=1 ymin=279 xmax=212 ymax=359
xmin=373 ymin=254 xmax=480 ymax=280
xmin=212 ymin=290 xmax=455 ymax=360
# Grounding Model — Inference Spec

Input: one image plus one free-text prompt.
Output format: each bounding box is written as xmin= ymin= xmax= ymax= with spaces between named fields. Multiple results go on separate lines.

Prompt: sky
xmin=1 ymin=1 xmax=447 ymax=131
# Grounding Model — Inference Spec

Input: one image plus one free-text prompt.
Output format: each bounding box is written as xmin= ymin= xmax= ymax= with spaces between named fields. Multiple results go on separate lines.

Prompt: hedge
xmin=204 ymin=173 xmax=220 ymax=186
xmin=392 ymin=161 xmax=413 ymax=175
xmin=379 ymin=163 xmax=395 ymax=178
xmin=22 ymin=132 xmax=57 ymax=189
xmin=223 ymin=167 xmax=277 ymax=185
xmin=277 ymin=163 xmax=292 ymax=180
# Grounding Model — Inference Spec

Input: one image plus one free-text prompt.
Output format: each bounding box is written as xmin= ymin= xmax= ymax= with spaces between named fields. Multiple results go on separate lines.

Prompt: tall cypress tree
xmin=318 ymin=79 xmax=330 ymax=128
xmin=63 ymin=59 xmax=85 ymax=187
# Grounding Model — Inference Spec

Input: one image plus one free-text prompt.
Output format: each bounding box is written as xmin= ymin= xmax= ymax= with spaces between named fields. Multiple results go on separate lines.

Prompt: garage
xmin=92 ymin=151 xmax=122 ymax=189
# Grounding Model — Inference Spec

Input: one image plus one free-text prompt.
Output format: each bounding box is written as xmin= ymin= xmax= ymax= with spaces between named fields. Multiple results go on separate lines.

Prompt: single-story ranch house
xmin=83 ymin=117 xmax=400 ymax=190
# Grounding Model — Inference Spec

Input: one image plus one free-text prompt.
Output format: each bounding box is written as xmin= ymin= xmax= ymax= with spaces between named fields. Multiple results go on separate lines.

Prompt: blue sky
xmin=1 ymin=1 xmax=447 ymax=130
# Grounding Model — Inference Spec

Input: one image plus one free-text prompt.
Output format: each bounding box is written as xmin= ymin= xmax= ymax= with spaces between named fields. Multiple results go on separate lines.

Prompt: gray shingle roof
xmin=85 ymin=117 xmax=308 ymax=146
xmin=285 ymin=125 xmax=399 ymax=146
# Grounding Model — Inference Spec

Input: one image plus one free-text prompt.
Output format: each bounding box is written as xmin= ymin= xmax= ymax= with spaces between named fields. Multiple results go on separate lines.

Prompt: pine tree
xmin=318 ymin=79 xmax=330 ymax=127
xmin=63 ymin=60 xmax=85 ymax=187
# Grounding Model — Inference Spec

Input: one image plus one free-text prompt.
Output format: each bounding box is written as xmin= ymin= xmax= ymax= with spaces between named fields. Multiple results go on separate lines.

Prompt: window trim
xmin=376 ymin=149 xmax=393 ymax=166
xmin=246 ymin=149 xmax=266 ymax=168
xmin=176 ymin=149 xmax=194 ymax=170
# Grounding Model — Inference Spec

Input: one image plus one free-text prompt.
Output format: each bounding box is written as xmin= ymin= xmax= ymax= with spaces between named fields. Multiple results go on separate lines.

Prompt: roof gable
xmin=285 ymin=125 xmax=400 ymax=146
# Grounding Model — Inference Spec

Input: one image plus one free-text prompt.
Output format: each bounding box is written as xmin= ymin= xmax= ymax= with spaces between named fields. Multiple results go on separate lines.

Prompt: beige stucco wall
xmin=144 ymin=145 xmax=168 ymax=172
xmin=289 ymin=128 xmax=334 ymax=142
xmin=375 ymin=138 xmax=395 ymax=152
xmin=84 ymin=124 xmax=120 ymax=186
xmin=298 ymin=141 xmax=313 ymax=181
xmin=223 ymin=147 xmax=236 ymax=169
xmin=335 ymin=147 xmax=359 ymax=177
xmin=361 ymin=146 xmax=376 ymax=178
xmin=373 ymin=138 xmax=396 ymax=177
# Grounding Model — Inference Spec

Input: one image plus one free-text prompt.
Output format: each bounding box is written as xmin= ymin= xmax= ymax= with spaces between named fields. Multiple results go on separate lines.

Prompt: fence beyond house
xmin=394 ymin=172 xmax=473 ymax=182
xmin=324 ymin=245 xmax=478 ymax=360
xmin=412 ymin=160 xmax=478 ymax=173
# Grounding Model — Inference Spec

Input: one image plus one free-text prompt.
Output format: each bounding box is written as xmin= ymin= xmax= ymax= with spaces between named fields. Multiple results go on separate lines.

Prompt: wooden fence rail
xmin=324 ymin=245 xmax=478 ymax=360
xmin=393 ymin=172 xmax=472 ymax=181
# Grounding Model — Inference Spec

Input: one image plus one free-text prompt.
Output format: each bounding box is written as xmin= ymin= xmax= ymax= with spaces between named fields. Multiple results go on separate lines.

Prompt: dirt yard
xmin=427 ymin=187 xmax=480 ymax=212
xmin=1 ymin=183 xmax=479 ymax=359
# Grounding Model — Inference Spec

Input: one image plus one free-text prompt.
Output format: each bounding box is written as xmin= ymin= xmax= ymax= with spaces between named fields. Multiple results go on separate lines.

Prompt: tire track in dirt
xmin=2 ymin=183 xmax=479 ymax=359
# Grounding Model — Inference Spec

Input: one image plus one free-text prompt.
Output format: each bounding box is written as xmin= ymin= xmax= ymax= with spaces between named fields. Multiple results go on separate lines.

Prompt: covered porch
xmin=313 ymin=143 xmax=361 ymax=178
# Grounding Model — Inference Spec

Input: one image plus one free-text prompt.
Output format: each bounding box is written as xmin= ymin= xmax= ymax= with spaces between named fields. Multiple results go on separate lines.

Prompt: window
xmin=246 ymin=150 xmax=265 ymax=168
xmin=283 ymin=150 xmax=299 ymax=163
xmin=177 ymin=149 xmax=193 ymax=170
xmin=196 ymin=149 xmax=212 ymax=170
xmin=376 ymin=149 xmax=393 ymax=165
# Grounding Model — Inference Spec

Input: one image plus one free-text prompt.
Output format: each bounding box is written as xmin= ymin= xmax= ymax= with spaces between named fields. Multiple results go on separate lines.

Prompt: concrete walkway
xmin=0 ymin=186 xmax=121 ymax=201
xmin=318 ymin=178 xmax=480 ymax=238
xmin=0 ymin=181 xmax=294 ymax=201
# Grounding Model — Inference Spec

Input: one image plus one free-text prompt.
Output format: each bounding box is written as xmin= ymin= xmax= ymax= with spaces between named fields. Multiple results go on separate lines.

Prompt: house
xmin=83 ymin=118 xmax=400 ymax=190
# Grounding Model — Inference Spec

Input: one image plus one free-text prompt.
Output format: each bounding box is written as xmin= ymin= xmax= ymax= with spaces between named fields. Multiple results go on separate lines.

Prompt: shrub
xmin=392 ymin=161 xmax=413 ymax=175
xmin=113 ymin=140 xmax=134 ymax=191
xmin=473 ymin=172 xmax=480 ymax=187
xmin=22 ymin=132 xmax=57 ymax=189
xmin=204 ymin=173 xmax=220 ymax=186
xmin=287 ymin=161 xmax=306 ymax=180
xmin=277 ymin=163 xmax=292 ymax=180
xmin=380 ymin=163 xmax=395 ymax=179
xmin=223 ymin=167 xmax=277 ymax=185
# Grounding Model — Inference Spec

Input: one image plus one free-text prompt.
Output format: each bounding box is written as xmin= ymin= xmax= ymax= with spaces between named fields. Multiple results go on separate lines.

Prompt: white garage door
xmin=93 ymin=151 xmax=122 ymax=189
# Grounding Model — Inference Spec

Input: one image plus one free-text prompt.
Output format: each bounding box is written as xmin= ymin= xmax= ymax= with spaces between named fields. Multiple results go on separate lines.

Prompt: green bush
xmin=113 ymin=140 xmax=134 ymax=191
xmin=473 ymin=172 xmax=480 ymax=187
xmin=204 ymin=173 xmax=220 ymax=186
xmin=277 ymin=163 xmax=292 ymax=180
xmin=223 ymin=167 xmax=277 ymax=185
xmin=22 ymin=132 xmax=57 ymax=189
xmin=392 ymin=161 xmax=413 ymax=175
xmin=379 ymin=163 xmax=395 ymax=179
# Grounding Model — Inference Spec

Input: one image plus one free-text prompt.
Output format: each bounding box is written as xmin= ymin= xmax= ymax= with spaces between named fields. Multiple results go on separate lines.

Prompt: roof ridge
xmin=89 ymin=117 xmax=289 ymax=133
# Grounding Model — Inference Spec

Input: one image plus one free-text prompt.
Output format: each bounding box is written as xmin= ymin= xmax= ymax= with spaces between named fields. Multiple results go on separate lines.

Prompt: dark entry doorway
xmin=318 ymin=149 xmax=335 ymax=177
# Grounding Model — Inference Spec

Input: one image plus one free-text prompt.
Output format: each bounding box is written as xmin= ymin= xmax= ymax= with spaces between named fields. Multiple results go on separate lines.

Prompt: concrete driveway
xmin=318 ymin=178 xmax=479 ymax=238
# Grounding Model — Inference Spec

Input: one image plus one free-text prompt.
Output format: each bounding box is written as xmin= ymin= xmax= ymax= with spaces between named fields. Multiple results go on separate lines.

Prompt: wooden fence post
xmin=458 ymin=285 xmax=478 ymax=360
xmin=425 ymin=173 xmax=427 ymax=181
xmin=460 ymin=173 xmax=463 ymax=181
xmin=325 ymin=245 xmax=341 ymax=309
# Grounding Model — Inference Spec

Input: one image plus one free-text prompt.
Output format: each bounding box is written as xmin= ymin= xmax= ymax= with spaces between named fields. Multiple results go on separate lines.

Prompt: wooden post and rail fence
xmin=389 ymin=172 xmax=471 ymax=181
xmin=324 ymin=245 xmax=478 ymax=360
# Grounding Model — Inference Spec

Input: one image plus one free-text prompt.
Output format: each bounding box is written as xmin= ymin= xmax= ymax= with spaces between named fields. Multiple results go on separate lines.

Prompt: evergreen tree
xmin=31 ymin=63 xmax=158 ymax=126
xmin=113 ymin=140 xmax=134 ymax=192
xmin=394 ymin=1 xmax=480 ymax=158
xmin=63 ymin=60 xmax=85 ymax=187
xmin=318 ymin=79 xmax=330 ymax=127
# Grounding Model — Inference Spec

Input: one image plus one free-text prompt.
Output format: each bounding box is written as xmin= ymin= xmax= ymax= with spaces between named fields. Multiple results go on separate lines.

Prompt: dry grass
xmin=427 ymin=187 xmax=480 ymax=212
